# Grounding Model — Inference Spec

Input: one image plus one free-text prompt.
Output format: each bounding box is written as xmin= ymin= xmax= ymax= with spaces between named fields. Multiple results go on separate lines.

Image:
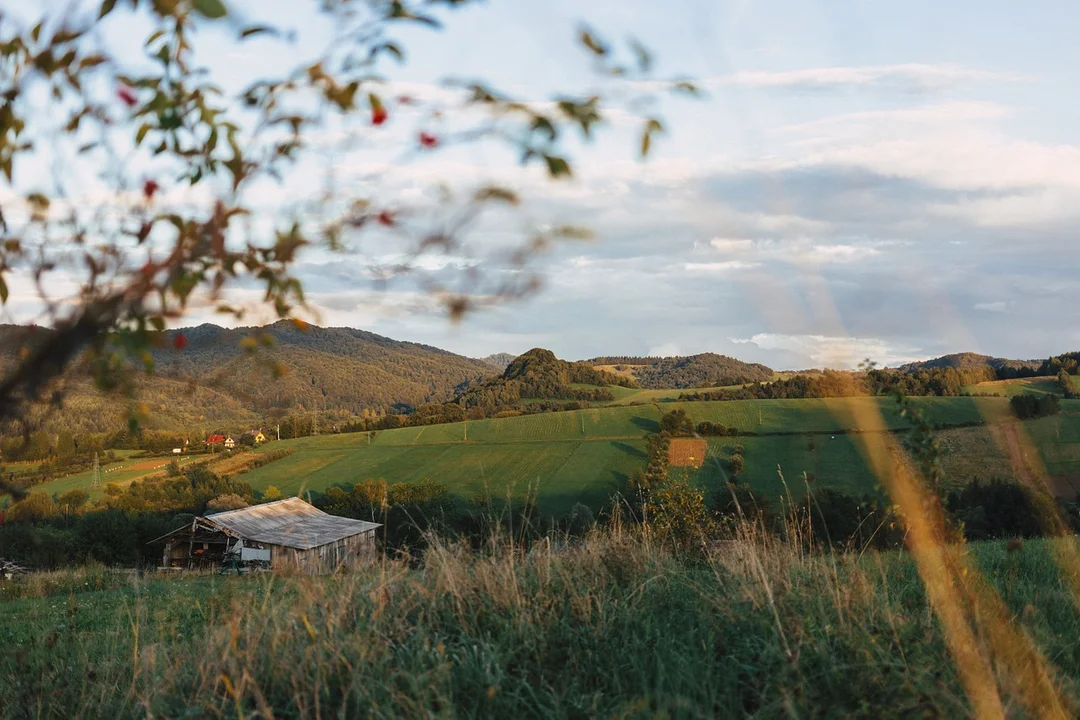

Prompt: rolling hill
xmin=897 ymin=352 xmax=1041 ymax=374
xmin=588 ymin=354 xmax=774 ymax=389
xmin=37 ymin=393 xmax=1055 ymax=514
xmin=0 ymin=322 xmax=495 ymax=433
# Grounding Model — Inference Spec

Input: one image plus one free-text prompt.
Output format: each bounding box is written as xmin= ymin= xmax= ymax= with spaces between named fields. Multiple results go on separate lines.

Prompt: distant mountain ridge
xmin=478 ymin=353 xmax=517 ymax=371
xmin=0 ymin=321 xmax=495 ymax=433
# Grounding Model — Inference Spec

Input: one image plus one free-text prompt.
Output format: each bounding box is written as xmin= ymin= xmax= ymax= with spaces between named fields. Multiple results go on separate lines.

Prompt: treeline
xmin=0 ymin=463 xmax=261 ymax=567
xmin=1010 ymin=394 xmax=1061 ymax=420
xmin=678 ymin=364 xmax=1067 ymax=403
xmin=622 ymin=409 xmax=1080 ymax=552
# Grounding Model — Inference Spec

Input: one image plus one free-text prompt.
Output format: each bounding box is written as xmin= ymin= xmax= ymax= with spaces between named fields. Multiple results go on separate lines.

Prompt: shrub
xmin=789 ymin=488 xmax=902 ymax=551
xmin=946 ymin=480 xmax=1042 ymax=541
xmin=262 ymin=485 xmax=282 ymax=502
xmin=1010 ymin=393 xmax=1061 ymax=419
xmin=649 ymin=478 xmax=712 ymax=549
xmin=75 ymin=510 xmax=139 ymax=565
xmin=713 ymin=481 xmax=773 ymax=529
xmin=6 ymin=492 xmax=57 ymax=523
xmin=205 ymin=494 xmax=249 ymax=513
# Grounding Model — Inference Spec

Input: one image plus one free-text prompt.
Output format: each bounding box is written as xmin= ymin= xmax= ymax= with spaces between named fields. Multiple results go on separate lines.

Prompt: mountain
xmin=479 ymin=353 xmax=517 ymax=371
xmin=588 ymin=354 xmax=774 ymax=389
xmin=0 ymin=322 xmax=495 ymax=433
xmin=897 ymin=353 xmax=1041 ymax=374
xmin=150 ymin=321 xmax=494 ymax=415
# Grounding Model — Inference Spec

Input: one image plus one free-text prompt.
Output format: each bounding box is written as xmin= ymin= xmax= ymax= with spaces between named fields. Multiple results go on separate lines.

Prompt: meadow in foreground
xmin=3 ymin=523 xmax=1079 ymax=718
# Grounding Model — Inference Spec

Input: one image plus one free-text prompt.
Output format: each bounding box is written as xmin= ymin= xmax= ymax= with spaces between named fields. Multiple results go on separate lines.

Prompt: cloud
xmin=706 ymin=237 xmax=888 ymax=265
xmin=683 ymin=260 xmax=760 ymax=273
xmin=730 ymin=333 xmax=925 ymax=369
xmin=711 ymin=64 xmax=1030 ymax=93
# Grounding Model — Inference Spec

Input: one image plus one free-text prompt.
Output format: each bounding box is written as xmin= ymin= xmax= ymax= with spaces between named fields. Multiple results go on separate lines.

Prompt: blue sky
xmin=6 ymin=0 xmax=1080 ymax=369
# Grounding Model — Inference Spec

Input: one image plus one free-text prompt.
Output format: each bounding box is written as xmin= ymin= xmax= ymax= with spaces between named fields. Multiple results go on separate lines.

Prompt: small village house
xmin=205 ymin=433 xmax=225 ymax=449
xmin=223 ymin=436 xmax=236 ymax=450
xmin=253 ymin=430 xmax=268 ymax=444
xmin=152 ymin=497 xmax=380 ymax=574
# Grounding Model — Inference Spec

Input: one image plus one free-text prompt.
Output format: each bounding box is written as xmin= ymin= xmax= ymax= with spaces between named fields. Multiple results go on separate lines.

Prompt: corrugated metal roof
xmin=205 ymin=497 xmax=380 ymax=550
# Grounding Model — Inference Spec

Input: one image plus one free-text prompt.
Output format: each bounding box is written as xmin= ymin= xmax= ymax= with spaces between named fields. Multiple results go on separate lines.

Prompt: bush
xmin=206 ymin=494 xmax=250 ymax=513
xmin=789 ymin=488 xmax=902 ymax=551
xmin=713 ymin=481 xmax=773 ymax=528
xmin=649 ymin=478 xmax=712 ymax=549
xmin=6 ymin=492 xmax=58 ymax=523
xmin=1010 ymin=393 xmax=1061 ymax=420
xmin=262 ymin=485 xmax=282 ymax=502
xmin=946 ymin=480 xmax=1042 ymax=541
xmin=728 ymin=453 xmax=744 ymax=476
xmin=75 ymin=510 xmax=139 ymax=565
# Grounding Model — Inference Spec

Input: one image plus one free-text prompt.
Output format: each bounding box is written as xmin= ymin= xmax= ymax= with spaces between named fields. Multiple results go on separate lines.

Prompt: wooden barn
xmin=153 ymin=497 xmax=380 ymax=574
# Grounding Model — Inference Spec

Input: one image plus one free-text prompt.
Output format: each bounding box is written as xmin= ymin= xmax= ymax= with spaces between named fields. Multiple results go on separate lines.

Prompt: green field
xmin=967 ymin=376 xmax=1080 ymax=397
xmin=29 ymin=452 xmax=203 ymax=500
xmin=235 ymin=395 xmax=1031 ymax=513
xmin=28 ymin=395 xmax=1080 ymax=514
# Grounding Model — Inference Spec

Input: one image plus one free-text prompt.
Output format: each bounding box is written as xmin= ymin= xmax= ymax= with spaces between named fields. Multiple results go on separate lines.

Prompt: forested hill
xmin=0 ymin=322 xmax=495 ymax=432
xmin=454 ymin=348 xmax=635 ymax=412
xmin=897 ymin=352 xmax=1041 ymax=376
xmin=149 ymin=321 xmax=494 ymax=414
xmin=588 ymin=354 xmax=774 ymax=389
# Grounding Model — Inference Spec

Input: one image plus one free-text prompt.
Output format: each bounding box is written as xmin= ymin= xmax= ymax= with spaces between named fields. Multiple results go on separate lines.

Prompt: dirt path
xmin=1001 ymin=422 xmax=1034 ymax=486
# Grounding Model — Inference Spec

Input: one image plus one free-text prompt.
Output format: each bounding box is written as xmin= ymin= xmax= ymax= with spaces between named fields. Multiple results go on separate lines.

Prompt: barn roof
xmin=154 ymin=497 xmax=381 ymax=550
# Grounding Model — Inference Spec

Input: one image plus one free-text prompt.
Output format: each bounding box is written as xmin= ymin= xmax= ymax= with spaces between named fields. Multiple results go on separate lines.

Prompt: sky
xmin=5 ymin=0 xmax=1080 ymax=369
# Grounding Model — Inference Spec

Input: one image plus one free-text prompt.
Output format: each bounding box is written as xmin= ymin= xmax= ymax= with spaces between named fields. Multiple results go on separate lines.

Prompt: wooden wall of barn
xmin=270 ymin=531 xmax=377 ymax=574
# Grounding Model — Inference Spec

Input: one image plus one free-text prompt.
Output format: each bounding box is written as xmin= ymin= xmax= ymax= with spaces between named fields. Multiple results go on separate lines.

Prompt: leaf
xmin=99 ymin=0 xmax=118 ymax=18
xmin=0 ymin=275 xmax=7 ymax=304
xmin=552 ymin=225 xmax=595 ymax=240
xmin=578 ymin=26 xmax=607 ymax=56
xmin=630 ymin=38 xmax=652 ymax=73
xmin=672 ymin=79 xmax=702 ymax=96
xmin=474 ymin=186 xmax=520 ymax=205
xmin=543 ymin=154 xmax=572 ymax=179
xmin=640 ymin=118 xmax=664 ymax=158
xmin=374 ymin=42 xmax=404 ymax=63
xmin=135 ymin=123 xmax=150 ymax=146
xmin=240 ymin=25 xmax=276 ymax=39
xmin=193 ymin=0 xmax=227 ymax=20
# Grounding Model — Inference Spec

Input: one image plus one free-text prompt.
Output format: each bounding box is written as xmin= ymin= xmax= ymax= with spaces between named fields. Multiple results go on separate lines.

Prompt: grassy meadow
xmin=233 ymin=396 xmax=1066 ymax=513
xmin=3 ymin=532 xmax=1080 ymax=717
xmin=27 ymin=395 xmax=1080 ymax=514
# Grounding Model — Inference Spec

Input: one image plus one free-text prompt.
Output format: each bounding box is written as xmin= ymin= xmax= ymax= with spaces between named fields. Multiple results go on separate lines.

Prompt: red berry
xmin=376 ymin=210 xmax=395 ymax=226
xmin=117 ymin=87 xmax=137 ymax=107
xmin=419 ymin=132 xmax=438 ymax=149
xmin=143 ymin=179 xmax=160 ymax=200
xmin=372 ymin=106 xmax=388 ymax=126
xmin=173 ymin=333 xmax=187 ymax=350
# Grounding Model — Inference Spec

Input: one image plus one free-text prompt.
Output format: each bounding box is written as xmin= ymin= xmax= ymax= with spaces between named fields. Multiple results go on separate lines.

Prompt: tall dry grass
xmin=2 ymin=520 xmax=1079 ymax=717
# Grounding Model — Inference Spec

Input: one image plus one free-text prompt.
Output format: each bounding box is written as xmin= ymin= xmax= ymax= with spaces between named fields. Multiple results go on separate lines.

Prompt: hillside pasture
xmin=966 ymin=376 xmax=1080 ymax=397
xmin=29 ymin=395 xmax=1040 ymax=514
xmin=29 ymin=453 xmax=204 ymax=499
xmin=241 ymin=438 xmax=645 ymax=514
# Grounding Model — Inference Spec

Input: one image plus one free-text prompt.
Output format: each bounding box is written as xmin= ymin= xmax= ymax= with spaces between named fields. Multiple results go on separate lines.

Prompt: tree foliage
xmin=0 ymin=0 xmax=693 ymax=501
